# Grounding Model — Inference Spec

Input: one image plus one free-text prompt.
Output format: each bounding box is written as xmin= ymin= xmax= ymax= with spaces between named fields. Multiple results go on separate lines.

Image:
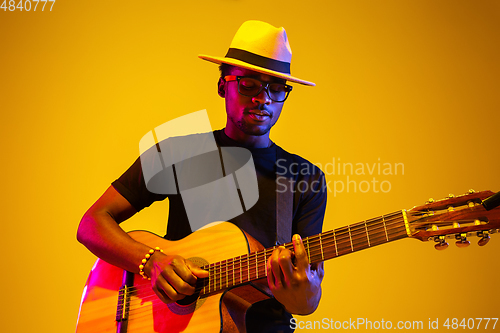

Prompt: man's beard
xmin=231 ymin=116 xmax=273 ymax=136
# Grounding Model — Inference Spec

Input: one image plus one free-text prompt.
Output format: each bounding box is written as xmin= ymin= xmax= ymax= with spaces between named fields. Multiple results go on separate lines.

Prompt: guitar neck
xmin=198 ymin=210 xmax=409 ymax=297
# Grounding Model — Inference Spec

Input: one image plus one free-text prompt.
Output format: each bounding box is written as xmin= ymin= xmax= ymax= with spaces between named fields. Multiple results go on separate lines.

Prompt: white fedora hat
xmin=199 ymin=20 xmax=315 ymax=86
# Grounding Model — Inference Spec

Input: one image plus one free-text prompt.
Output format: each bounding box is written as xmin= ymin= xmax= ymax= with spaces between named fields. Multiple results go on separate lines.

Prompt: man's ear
xmin=217 ymin=77 xmax=225 ymax=98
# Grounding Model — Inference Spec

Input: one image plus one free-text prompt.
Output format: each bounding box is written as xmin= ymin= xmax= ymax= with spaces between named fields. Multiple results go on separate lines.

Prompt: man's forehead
xmin=229 ymin=66 xmax=286 ymax=83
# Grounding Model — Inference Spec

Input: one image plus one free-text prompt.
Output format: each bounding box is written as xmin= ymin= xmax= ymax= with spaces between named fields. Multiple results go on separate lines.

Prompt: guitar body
xmin=76 ymin=190 xmax=500 ymax=332
xmin=76 ymin=222 xmax=271 ymax=333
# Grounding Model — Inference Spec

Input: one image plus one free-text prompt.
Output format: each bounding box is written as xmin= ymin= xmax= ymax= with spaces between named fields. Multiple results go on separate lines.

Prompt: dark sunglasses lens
xmin=268 ymin=83 xmax=287 ymax=101
xmin=238 ymin=77 xmax=289 ymax=102
xmin=238 ymin=78 xmax=261 ymax=96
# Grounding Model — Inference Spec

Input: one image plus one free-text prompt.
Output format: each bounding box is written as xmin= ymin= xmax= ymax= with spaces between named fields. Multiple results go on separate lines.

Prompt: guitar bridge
xmin=116 ymin=285 xmax=131 ymax=322
xmin=116 ymin=270 xmax=135 ymax=327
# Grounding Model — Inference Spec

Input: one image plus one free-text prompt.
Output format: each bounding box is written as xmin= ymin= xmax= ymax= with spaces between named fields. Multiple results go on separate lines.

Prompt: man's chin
xmin=241 ymin=125 xmax=271 ymax=136
xmin=229 ymin=117 xmax=275 ymax=137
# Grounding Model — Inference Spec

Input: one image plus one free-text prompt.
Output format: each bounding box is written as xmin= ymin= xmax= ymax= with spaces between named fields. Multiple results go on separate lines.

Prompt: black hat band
xmin=225 ymin=48 xmax=291 ymax=74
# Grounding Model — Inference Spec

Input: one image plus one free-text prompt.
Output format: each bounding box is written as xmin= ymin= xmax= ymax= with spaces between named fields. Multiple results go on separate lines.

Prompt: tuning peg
xmin=478 ymin=236 xmax=490 ymax=246
xmin=477 ymin=231 xmax=490 ymax=246
xmin=435 ymin=243 xmax=449 ymax=250
xmin=456 ymin=240 xmax=470 ymax=248
xmin=468 ymin=189 xmax=475 ymax=194
xmin=455 ymin=233 xmax=470 ymax=248
xmin=434 ymin=236 xmax=449 ymax=250
xmin=449 ymin=194 xmax=455 ymax=198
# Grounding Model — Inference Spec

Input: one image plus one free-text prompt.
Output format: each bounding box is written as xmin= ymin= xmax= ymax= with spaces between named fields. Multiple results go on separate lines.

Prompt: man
xmin=77 ymin=20 xmax=327 ymax=332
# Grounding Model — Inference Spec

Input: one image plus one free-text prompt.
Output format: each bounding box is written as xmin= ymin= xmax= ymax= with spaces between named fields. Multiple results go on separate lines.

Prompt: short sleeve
xmin=112 ymin=145 xmax=168 ymax=212
xmin=280 ymin=152 xmax=327 ymax=238
xmin=293 ymin=169 xmax=327 ymax=238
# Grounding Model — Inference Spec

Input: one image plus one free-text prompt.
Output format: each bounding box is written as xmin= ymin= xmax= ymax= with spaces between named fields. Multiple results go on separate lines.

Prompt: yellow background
xmin=1 ymin=1 xmax=499 ymax=332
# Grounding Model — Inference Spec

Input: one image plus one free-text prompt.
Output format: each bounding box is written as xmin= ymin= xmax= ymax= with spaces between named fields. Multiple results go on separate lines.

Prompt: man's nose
xmin=252 ymin=87 xmax=272 ymax=105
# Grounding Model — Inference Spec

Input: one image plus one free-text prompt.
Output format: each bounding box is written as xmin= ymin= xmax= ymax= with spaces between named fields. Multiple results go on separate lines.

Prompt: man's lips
xmin=247 ymin=109 xmax=271 ymax=120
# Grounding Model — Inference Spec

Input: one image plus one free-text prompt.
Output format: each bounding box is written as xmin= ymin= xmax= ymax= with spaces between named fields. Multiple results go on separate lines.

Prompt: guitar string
xmin=196 ymin=225 xmax=408 ymax=290
xmin=122 ymin=215 xmax=461 ymax=314
xmin=106 ymin=213 xmax=485 ymax=316
xmin=125 ymin=224 xmax=405 ymax=299
xmin=86 ymin=222 xmax=456 ymax=322
xmin=118 ymin=226 xmax=409 ymax=311
xmin=118 ymin=224 xmax=410 ymax=311
xmin=89 ymin=210 xmax=481 ymax=316
xmin=119 ymin=211 xmax=443 ymax=311
xmin=218 ymin=215 xmax=483 ymax=282
xmin=120 ymin=234 xmax=412 ymax=319
xmin=94 ymin=210 xmax=466 ymax=312
xmin=121 ymin=233 xmax=410 ymax=317
xmin=121 ymin=214 xmax=406 ymax=299
xmin=117 ymin=230 xmax=416 ymax=317
xmin=121 ymin=217 xmax=406 ymax=299
xmin=198 ymin=221 xmax=406 ymax=285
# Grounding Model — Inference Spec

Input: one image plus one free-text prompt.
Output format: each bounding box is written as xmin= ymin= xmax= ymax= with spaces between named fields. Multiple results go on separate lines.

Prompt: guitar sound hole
xmin=176 ymin=291 xmax=200 ymax=306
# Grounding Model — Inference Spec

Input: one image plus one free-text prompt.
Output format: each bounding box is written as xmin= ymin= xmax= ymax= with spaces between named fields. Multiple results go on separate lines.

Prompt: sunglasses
xmin=224 ymin=75 xmax=293 ymax=102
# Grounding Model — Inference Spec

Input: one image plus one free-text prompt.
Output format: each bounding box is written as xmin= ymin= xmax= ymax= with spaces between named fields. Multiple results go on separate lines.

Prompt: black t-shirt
xmin=112 ymin=129 xmax=326 ymax=246
xmin=111 ymin=129 xmax=327 ymax=332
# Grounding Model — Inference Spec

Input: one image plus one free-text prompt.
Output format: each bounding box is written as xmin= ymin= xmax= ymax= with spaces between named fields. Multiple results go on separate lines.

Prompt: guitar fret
xmin=203 ymin=273 xmax=206 ymax=295
xmin=207 ymin=264 xmax=211 ymax=293
xmin=249 ymin=253 xmax=253 ymax=280
xmin=222 ymin=262 xmax=224 ymax=289
xmin=319 ymin=234 xmax=324 ymax=261
xmin=382 ymin=215 xmax=389 ymax=241
xmin=348 ymin=225 xmax=354 ymax=252
xmin=306 ymin=238 xmax=310 ymax=263
xmin=241 ymin=256 xmax=244 ymax=283
xmin=364 ymin=221 xmax=371 ymax=247
xmin=225 ymin=260 xmax=228 ymax=288
xmin=232 ymin=257 xmax=235 ymax=288
xmin=205 ymin=268 xmax=208 ymax=294
xmin=246 ymin=254 xmax=250 ymax=282
xmin=213 ymin=263 xmax=217 ymax=292
xmin=265 ymin=249 xmax=269 ymax=276
xmin=213 ymin=263 xmax=216 ymax=292
xmin=255 ymin=252 xmax=258 ymax=279
xmin=210 ymin=263 xmax=214 ymax=293
xmin=333 ymin=231 xmax=338 ymax=256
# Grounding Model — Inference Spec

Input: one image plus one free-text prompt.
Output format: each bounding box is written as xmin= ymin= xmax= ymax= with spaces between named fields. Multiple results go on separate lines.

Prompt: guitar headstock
xmin=406 ymin=190 xmax=500 ymax=249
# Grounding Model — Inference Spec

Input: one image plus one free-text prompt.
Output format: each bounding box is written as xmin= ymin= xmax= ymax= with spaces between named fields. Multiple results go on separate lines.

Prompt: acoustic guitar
xmin=75 ymin=190 xmax=500 ymax=333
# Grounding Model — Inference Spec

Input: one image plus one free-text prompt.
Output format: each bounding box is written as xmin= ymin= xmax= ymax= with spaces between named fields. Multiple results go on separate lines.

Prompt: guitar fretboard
xmin=198 ymin=210 xmax=409 ymax=296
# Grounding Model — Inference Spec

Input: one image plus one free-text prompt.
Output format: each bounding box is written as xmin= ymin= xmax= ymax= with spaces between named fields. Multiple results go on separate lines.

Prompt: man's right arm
xmin=77 ymin=185 xmax=208 ymax=303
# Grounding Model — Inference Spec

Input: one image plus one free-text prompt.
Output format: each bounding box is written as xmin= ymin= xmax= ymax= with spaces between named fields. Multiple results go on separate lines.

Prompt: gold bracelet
xmin=139 ymin=247 xmax=163 ymax=280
